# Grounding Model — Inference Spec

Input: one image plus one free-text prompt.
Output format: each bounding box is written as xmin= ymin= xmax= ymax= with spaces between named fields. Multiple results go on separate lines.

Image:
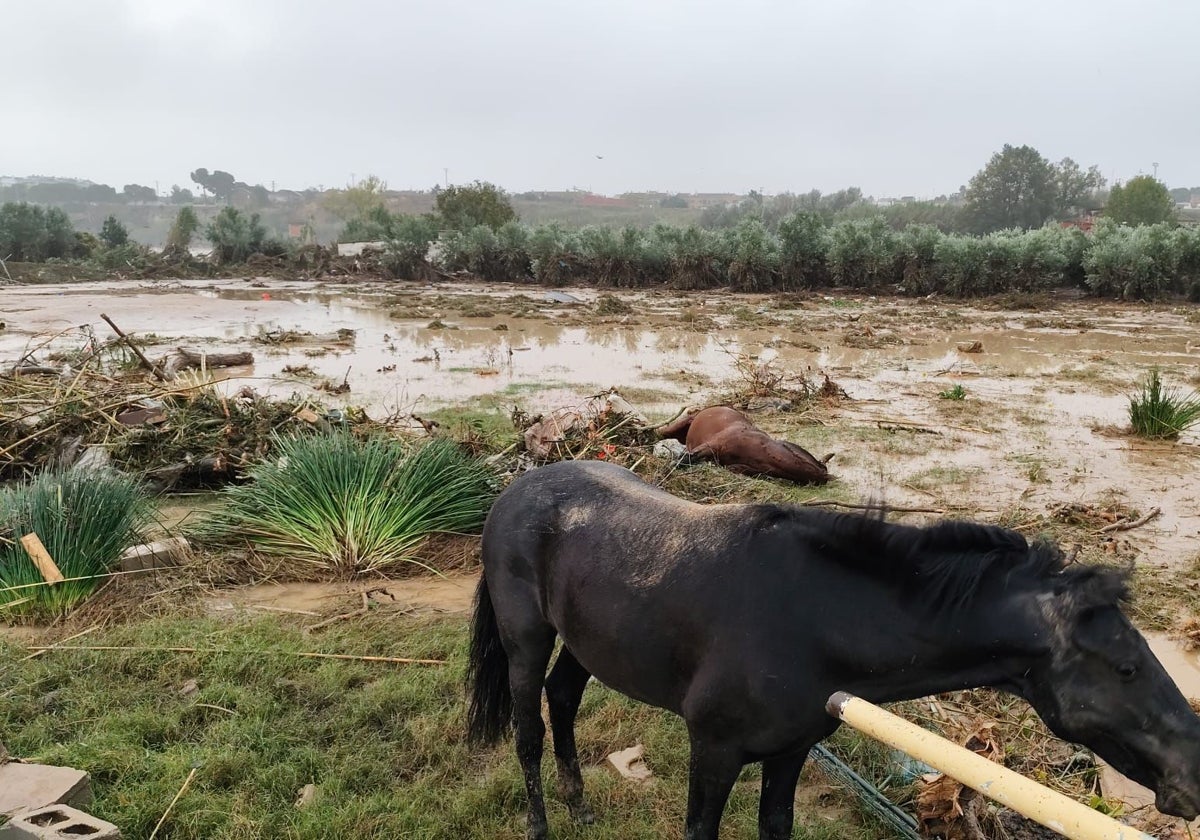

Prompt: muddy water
xmin=5 ymin=278 xmax=1200 ymax=565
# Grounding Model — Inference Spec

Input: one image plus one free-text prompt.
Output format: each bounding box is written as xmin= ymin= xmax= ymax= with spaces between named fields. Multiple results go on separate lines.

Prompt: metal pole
xmin=826 ymin=692 xmax=1154 ymax=840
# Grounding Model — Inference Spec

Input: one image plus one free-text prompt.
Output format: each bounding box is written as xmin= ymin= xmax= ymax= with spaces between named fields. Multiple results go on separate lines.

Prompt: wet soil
xmin=6 ymin=278 xmax=1200 ymax=571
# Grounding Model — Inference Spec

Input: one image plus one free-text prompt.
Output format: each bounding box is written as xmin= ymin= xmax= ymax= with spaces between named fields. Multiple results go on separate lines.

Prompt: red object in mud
xmin=261 ymin=293 xmax=271 ymax=300
xmin=654 ymin=405 xmax=831 ymax=485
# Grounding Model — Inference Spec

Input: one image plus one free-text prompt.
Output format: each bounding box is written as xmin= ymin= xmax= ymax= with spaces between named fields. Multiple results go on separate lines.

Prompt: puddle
xmin=204 ymin=574 xmax=477 ymax=617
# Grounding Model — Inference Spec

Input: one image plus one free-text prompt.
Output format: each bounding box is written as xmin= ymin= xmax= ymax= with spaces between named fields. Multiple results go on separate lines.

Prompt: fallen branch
xmin=23 ymin=644 xmax=444 ymax=665
xmin=101 ymin=313 xmax=167 ymax=382
xmin=305 ymin=589 xmax=393 ymax=632
xmin=1098 ymin=506 xmax=1161 ymax=534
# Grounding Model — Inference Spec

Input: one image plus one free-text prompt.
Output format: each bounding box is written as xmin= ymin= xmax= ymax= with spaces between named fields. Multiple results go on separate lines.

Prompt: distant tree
xmin=121 ymin=184 xmax=157 ymax=203
xmin=1105 ymin=176 xmax=1176 ymax=226
xmin=434 ymin=180 xmax=516 ymax=231
xmin=205 ymin=206 xmax=267 ymax=263
xmin=962 ymin=144 xmax=1058 ymax=233
xmin=249 ymin=184 xmax=271 ymax=208
xmin=190 ymin=168 xmax=237 ymax=201
xmin=660 ymin=194 xmax=689 ymax=209
xmin=166 ymin=206 xmax=200 ymax=252
xmin=84 ymin=183 xmax=118 ymax=203
xmin=99 ymin=215 xmax=129 ymax=248
xmin=190 ymin=168 xmax=211 ymax=197
xmin=170 ymin=184 xmax=195 ymax=204
xmin=324 ymin=174 xmax=388 ymax=223
xmin=1053 ymin=157 xmax=1106 ymax=217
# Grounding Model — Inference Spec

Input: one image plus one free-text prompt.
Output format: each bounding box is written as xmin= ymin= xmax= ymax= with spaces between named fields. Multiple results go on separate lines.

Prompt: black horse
xmin=467 ymin=460 xmax=1200 ymax=839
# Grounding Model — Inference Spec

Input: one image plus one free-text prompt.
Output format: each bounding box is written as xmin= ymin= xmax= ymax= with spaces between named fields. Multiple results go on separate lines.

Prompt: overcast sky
xmin=4 ymin=0 xmax=1197 ymax=197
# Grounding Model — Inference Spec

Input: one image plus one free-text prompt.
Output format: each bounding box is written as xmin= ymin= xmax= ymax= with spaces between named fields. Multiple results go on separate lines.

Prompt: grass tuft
xmin=196 ymin=431 xmax=496 ymax=578
xmin=0 ymin=468 xmax=149 ymax=619
xmin=1128 ymin=368 xmax=1200 ymax=440
xmin=937 ymin=384 xmax=967 ymax=401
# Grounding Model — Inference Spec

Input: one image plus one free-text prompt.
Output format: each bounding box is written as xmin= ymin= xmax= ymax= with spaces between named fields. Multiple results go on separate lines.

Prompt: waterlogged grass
xmin=0 ymin=616 xmax=877 ymax=840
xmin=1128 ymin=368 xmax=1200 ymax=440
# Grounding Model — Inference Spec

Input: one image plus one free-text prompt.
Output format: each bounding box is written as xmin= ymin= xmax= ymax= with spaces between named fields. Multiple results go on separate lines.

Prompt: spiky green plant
xmin=198 ymin=432 xmax=496 ymax=577
xmin=1129 ymin=369 xmax=1200 ymax=440
xmin=0 ymin=469 xmax=149 ymax=619
xmin=938 ymin=384 xmax=967 ymax=401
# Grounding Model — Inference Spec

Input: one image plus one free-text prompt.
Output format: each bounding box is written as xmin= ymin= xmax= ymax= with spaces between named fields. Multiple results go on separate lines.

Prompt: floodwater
xmin=4 ymin=277 xmax=1200 ymax=565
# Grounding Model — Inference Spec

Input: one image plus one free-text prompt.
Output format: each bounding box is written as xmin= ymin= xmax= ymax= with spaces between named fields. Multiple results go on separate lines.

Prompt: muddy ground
xmin=6 ymin=277 xmax=1199 ymax=554
xmin=5 ymin=277 xmax=1200 ymax=835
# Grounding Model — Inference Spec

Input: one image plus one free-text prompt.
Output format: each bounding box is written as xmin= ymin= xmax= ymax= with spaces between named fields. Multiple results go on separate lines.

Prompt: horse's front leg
xmin=684 ymin=732 xmax=743 ymax=840
xmin=757 ymin=751 xmax=809 ymax=840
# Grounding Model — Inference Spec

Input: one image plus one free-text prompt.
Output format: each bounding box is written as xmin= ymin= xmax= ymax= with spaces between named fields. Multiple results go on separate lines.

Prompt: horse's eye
xmin=1116 ymin=663 xmax=1137 ymax=680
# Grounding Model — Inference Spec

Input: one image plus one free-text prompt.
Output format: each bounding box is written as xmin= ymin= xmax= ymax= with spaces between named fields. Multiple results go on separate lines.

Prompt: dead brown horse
xmin=655 ymin=405 xmax=832 ymax=485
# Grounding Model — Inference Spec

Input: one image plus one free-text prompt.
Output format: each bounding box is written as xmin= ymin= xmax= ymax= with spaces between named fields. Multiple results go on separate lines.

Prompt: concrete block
xmin=0 ymin=805 xmax=120 ymax=839
xmin=119 ymin=537 xmax=190 ymax=573
xmin=0 ymin=763 xmax=92 ymax=818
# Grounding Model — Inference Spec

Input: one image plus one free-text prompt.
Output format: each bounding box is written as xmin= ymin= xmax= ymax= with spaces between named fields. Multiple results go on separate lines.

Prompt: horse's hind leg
xmin=506 ymin=623 xmax=557 ymax=840
xmin=545 ymin=647 xmax=595 ymax=824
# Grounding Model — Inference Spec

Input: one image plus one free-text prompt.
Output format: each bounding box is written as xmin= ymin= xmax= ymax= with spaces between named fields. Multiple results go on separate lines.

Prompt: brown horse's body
xmin=655 ymin=405 xmax=831 ymax=485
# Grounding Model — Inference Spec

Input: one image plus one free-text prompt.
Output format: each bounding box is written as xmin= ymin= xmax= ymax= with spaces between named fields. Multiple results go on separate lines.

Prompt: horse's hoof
xmin=571 ymin=804 xmax=596 ymax=825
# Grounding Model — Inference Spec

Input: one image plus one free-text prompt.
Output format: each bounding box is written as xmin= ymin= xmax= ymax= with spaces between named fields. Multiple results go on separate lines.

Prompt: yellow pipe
xmin=826 ymin=692 xmax=1155 ymax=840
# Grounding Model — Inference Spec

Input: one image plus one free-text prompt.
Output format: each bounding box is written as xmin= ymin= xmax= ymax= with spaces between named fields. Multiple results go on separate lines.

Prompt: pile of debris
xmin=516 ymin=390 xmax=655 ymax=466
xmin=2 ymin=351 xmax=354 ymax=490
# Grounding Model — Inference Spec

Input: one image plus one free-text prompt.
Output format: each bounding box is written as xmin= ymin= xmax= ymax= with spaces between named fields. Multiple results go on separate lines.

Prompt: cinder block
xmin=0 ymin=763 xmax=91 ymax=818
xmin=119 ymin=537 xmax=190 ymax=573
xmin=0 ymin=804 xmax=120 ymax=839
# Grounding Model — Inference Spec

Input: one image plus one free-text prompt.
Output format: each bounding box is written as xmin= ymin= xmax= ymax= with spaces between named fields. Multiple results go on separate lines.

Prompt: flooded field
xmin=5 ymin=276 xmax=1200 ymax=571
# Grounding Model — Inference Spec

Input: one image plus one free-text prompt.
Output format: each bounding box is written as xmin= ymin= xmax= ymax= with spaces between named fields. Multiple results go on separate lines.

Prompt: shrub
xmin=382 ymin=214 xmax=439 ymax=280
xmin=1128 ymin=369 xmax=1200 ymax=440
xmin=0 ymin=202 xmax=78 ymax=261
xmin=205 ymin=206 xmax=268 ymax=264
xmin=166 ymin=206 xmax=200 ymax=253
xmin=99 ymin=215 xmax=130 ymax=248
xmin=0 ymin=469 xmax=148 ymax=619
xmin=198 ymin=432 xmax=496 ymax=577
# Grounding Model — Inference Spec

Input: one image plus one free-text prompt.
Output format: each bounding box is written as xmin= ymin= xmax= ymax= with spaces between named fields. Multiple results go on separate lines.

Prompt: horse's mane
xmin=786 ymin=505 xmax=1130 ymax=614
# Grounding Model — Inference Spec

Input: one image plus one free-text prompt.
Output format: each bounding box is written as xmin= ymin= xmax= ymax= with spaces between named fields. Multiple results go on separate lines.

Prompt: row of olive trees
xmin=413 ymin=215 xmax=1200 ymax=300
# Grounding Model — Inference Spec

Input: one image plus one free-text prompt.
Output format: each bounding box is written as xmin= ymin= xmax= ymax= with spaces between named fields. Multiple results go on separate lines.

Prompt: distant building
xmin=579 ymin=193 xmax=633 ymax=208
xmin=686 ymin=193 xmax=741 ymax=209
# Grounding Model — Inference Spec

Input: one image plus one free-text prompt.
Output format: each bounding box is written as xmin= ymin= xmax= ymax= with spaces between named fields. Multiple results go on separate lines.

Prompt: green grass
xmin=196 ymin=432 xmax=496 ymax=577
xmin=0 ymin=469 xmax=149 ymax=619
xmin=937 ymin=384 xmax=967 ymax=401
xmin=1128 ymin=368 xmax=1200 ymax=440
xmin=0 ymin=615 xmax=877 ymax=839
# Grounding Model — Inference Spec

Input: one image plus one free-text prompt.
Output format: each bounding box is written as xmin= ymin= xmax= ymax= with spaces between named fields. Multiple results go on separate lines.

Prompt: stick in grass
xmin=23 ymin=645 xmax=445 ymax=665
xmin=148 ymin=767 xmax=198 ymax=840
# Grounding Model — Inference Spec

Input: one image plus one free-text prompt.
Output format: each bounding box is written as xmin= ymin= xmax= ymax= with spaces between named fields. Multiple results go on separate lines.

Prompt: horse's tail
xmin=466 ymin=572 xmax=512 ymax=746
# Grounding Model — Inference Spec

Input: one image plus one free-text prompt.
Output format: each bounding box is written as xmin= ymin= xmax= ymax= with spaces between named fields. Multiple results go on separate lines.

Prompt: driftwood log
xmin=162 ymin=347 xmax=254 ymax=379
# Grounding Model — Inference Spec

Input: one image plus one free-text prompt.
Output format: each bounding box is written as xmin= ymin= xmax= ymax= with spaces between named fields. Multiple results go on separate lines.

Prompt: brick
xmin=0 ymin=764 xmax=91 ymax=818
xmin=0 ymin=805 xmax=119 ymax=839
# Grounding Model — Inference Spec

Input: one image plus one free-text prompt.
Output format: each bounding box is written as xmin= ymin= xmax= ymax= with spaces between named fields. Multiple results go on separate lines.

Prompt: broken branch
xmin=1098 ymin=506 xmax=1161 ymax=534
